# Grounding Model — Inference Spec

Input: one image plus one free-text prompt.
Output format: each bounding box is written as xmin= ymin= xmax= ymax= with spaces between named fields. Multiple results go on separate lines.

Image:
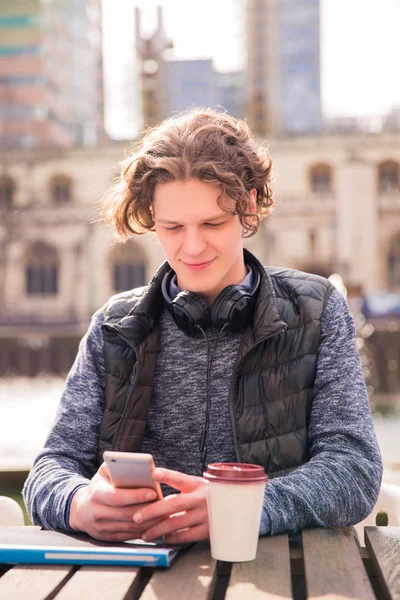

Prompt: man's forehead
xmin=153 ymin=180 xmax=236 ymax=220
xmin=154 ymin=208 xmax=234 ymax=224
xmin=153 ymin=178 xmax=222 ymax=197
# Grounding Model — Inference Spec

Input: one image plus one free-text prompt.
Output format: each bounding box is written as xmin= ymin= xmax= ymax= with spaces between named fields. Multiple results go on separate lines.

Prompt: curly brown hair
xmin=102 ymin=108 xmax=274 ymax=238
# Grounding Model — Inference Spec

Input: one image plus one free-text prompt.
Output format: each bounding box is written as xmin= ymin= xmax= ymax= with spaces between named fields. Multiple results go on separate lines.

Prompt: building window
xmin=113 ymin=263 xmax=145 ymax=292
xmin=378 ymin=160 xmax=400 ymax=194
xmin=309 ymin=163 xmax=333 ymax=195
xmin=111 ymin=242 xmax=147 ymax=293
xmin=50 ymin=175 xmax=72 ymax=205
xmin=388 ymin=234 xmax=400 ymax=288
xmin=25 ymin=242 xmax=59 ymax=295
xmin=0 ymin=175 xmax=15 ymax=209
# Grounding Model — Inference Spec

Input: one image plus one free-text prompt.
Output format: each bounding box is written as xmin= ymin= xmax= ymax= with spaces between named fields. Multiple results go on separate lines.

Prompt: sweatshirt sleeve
xmin=23 ymin=307 xmax=107 ymax=531
xmin=260 ymin=289 xmax=383 ymax=536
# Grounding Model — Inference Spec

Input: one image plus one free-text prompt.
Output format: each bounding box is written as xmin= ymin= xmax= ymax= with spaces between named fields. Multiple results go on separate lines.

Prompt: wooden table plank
xmin=140 ymin=543 xmax=217 ymax=600
xmin=365 ymin=526 xmax=400 ymax=600
xmin=0 ymin=564 xmax=74 ymax=600
xmin=225 ymin=534 xmax=293 ymax=600
xmin=302 ymin=527 xmax=375 ymax=600
xmin=52 ymin=565 xmax=142 ymax=600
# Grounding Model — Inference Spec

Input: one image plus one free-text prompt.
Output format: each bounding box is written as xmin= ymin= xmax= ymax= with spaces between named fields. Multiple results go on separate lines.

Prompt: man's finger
xmin=98 ymin=461 xmax=111 ymax=481
xmin=142 ymin=508 xmax=207 ymax=542
xmin=153 ymin=468 xmax=202 ymax=492
xmin=92 ymin=520 xmax=149 ymax=536
xmin=91 ymin=502 xmax=160 ymax=524
xmin=93 ymin=481 xmax=158 ymax=507
xmin=133 ymin=491 xmax=200 ymax=523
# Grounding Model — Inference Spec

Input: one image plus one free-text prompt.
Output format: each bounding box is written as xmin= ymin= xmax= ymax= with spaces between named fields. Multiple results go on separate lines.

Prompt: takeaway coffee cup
xmin=203 ymin=463 xmax=268 ymax=562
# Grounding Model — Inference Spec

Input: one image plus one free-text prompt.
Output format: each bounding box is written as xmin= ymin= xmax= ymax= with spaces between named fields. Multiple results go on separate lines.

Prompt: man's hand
xmin=69 ymin=462 xmax=162 ymax=541
xmin=132 ymin=467 xmax=209 ymax=544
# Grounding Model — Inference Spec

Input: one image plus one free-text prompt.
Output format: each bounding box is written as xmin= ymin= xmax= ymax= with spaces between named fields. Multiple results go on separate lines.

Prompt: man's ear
xmin=247 ymin=189 xmax=257 ymax=214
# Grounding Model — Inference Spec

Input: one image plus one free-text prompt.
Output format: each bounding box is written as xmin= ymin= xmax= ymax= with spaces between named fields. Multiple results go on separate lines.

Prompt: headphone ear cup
xmin=210 ymin=285 xmax=236 ymax=329
xmin=161 ymin=271 xmax=211 ymax=336
xmin=210 ymin=267 xmax=261 ymax=331
xmin=211 ymin=286 xmax=255 ymax=331
xmin=169 ymin=291 xmax=210 ymax=336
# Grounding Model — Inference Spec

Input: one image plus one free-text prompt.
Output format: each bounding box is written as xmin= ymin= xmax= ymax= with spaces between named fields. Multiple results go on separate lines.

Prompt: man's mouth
xmin=182 ymin=259 xmax=215 ymax=271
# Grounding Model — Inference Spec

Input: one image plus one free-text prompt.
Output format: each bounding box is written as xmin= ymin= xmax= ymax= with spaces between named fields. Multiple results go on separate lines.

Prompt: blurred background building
xmin=163 ymin=60 xmax=245 ymax=120
xmin=0 ymin=0 xmax=399 ymax=406
xmin=135 ymin=5 xmax=172 ymax=127
xmin=1 ymin=133 xmax=400 ymax=394
xmin=0 ymin=0 xmax=104 ymax=148
xmin=164 ymin=59 xmax=217 ymax=117
xmin=246 ymin=0 xmax=322 ymax=136
xmin=0 ymin=0 xmax=400 ymax=502
xmin=135 ymin=6 xmax=245 ymax=126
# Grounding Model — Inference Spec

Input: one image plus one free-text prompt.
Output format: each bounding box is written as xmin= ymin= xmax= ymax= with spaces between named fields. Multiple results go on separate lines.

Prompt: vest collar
xmin=243 ymin=249 xmax=288 ymax=344
xmin=104 ymin=249 xmax=287 ymax=347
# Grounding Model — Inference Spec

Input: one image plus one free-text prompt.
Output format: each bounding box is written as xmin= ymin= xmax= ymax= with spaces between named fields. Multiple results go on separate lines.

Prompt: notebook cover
xmin=0 ymin=526 xmax=182 ymax=568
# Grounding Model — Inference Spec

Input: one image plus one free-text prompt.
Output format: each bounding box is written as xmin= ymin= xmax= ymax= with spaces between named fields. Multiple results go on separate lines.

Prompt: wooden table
xmin=0 ymin=526 xmax=399 ymax=599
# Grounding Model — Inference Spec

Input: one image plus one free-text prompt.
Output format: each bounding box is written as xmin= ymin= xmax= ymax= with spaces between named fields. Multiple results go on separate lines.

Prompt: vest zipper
xmin=228 ymin=326 xmax=287 ymax=462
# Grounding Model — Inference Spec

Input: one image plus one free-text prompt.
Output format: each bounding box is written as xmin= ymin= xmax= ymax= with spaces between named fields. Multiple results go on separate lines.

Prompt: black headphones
xmin=161 ymin=266 xmax=261 ymax=337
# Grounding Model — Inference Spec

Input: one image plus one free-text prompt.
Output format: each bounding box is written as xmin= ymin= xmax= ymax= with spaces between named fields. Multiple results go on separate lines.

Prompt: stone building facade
xmin=0 ymin=132 xmax=399 ymax=377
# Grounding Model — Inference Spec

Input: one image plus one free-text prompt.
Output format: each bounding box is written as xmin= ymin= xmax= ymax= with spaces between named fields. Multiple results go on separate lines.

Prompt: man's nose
xmin=182 ymin=229 xmax=207 ymax=255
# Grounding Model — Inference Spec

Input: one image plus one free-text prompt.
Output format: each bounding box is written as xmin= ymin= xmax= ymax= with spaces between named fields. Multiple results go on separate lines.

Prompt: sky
xmin=102 ymin=0 xmax=400 ymax=139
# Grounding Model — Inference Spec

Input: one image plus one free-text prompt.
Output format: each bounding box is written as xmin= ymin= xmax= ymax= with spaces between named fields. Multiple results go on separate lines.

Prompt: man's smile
xmin=181 ymin=259 xmax=215 ymax=271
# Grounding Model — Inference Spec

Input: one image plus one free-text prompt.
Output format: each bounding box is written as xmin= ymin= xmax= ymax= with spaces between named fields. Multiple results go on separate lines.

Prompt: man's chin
xmin=176 ymin=272 xmax=206 ymax=291
xmin=177 ymin=279 xmax=210 ymax=297
xmin=182 ymin=283 xmax=207 ymax=295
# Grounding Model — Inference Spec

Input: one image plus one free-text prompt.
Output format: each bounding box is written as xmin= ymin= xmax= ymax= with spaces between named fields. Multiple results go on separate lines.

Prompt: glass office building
xmin=247 ymin=0 xmax=322 ymax=135
xmin=0 ymin=0 xmax=103 ymax=148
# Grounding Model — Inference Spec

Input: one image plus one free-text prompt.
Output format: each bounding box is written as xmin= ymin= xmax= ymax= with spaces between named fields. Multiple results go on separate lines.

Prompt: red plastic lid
xmin=203 ymin=462 xmax=268 ymax=483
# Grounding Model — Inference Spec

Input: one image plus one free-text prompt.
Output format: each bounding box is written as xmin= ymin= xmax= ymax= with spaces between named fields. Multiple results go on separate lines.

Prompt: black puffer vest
xmin=99 ymin=250 xmax=334 ymax=478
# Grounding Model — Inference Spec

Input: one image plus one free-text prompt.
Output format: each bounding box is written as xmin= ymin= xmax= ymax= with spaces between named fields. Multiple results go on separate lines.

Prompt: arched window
xmin=25 ymin=242 xmax=59 ymax=295
xmin=111 ymin=242 xmax=147 ymax=292
xmin=0 ymin=175 xmax=15 ymax=209
xmin=388 ymin=234 xmax=400 ymax=288
xmin=49 ymin=174 xmax=72 ymax=205
xmin=378 ymin=160 xmax=400 ymax=194
xmin=309 ymin=163 xmax=333 ymax=195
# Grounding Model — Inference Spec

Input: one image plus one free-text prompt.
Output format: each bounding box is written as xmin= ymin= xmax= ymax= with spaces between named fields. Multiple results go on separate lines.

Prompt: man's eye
xmin=205 ymin=222 xmax=224 ymax=228
xmin=166 ymin=225 xmax=182 ymax=231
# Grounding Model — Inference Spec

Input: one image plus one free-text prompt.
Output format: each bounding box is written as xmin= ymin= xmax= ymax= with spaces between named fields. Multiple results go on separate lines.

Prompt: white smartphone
xmin=103 ymin=451 xmax=163 ymax=500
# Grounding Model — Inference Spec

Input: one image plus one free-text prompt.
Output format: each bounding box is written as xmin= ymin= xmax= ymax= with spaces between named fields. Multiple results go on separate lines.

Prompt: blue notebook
xmin=0 ymin=527 xmax=183 ymax=568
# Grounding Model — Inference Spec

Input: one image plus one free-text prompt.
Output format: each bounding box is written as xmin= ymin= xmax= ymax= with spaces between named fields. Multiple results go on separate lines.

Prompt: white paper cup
xmin=204 ymin=463 xmax=268 ymax=562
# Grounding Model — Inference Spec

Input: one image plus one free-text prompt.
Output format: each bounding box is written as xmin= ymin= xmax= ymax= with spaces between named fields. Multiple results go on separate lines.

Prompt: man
xmin=23 ymin=108 xmax=382 ymax=543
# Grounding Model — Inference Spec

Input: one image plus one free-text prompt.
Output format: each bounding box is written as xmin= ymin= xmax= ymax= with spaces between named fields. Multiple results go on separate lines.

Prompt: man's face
xmin=153 ymin=179 xmax=252 ymax=305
